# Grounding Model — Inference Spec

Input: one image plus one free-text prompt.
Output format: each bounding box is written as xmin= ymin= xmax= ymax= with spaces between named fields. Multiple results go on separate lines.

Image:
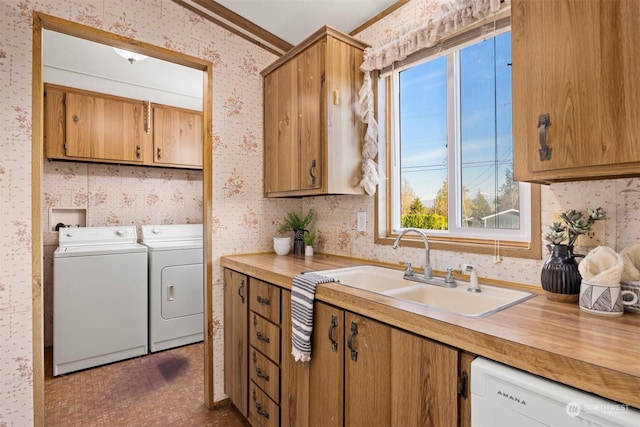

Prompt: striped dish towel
xmin=291 ymin=272 xmax=335 ymax=362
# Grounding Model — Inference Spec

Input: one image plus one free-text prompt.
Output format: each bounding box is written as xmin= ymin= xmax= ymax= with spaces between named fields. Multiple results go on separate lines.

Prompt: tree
xmin=498 ymin=169 xmax=519 ymax=212
xmin=471 ymin=190 xmax=492 ymax=227
xmin=401 ymin=178 xmax=417 ymax=215
xmin=409 ymin=197 xmax=426 ymax=214
xmin=433 ymin=180 xmax=448 ymax=217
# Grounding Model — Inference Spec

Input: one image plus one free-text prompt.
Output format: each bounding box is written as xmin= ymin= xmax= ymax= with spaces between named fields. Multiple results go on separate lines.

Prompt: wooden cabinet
xmin=248 ymin=279 xmax=283 ymax=427
xmin=306 ymin=301 xmax=459 ymax=427
xmin=44 ymin=83 xmax=202 ymax=169
xmin=45 ymin=84 xmax=146 ymax=164
xmin=262 ymin=26 xmax=367 ymax=197
xmin=223 ymin=270 xmax=467 ymax=426
xmin=152 ymin=105 xmax=203 ymax=168
xmin=223 ymin=269 xmax=248 ymax=417
xmin=512 ymin=0 xmax=640 ymax=183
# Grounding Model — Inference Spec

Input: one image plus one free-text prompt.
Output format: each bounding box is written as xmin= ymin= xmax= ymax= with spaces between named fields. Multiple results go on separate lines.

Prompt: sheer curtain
xmin=357 ymin=0 xmax=509 ymax=195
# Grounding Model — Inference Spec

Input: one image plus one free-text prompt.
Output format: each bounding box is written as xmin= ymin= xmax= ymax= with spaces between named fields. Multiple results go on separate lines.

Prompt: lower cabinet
xmin=307 ymin=301 xmax=459 ymax=427
xmin=223 ymin=269 xmax=471 ymax=427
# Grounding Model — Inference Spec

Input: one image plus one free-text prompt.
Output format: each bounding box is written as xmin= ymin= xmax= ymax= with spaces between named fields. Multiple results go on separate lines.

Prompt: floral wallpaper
xmin=2 ymin=0 xmax=640 ymax=424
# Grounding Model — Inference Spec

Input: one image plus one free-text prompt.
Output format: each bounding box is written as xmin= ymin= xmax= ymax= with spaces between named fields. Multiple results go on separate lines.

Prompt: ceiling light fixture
xmin=113 ymin=47 xmax=148 ymax=64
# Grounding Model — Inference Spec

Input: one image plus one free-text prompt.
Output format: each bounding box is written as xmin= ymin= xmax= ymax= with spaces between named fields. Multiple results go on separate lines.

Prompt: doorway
xmin=31 ymin=12 xmax=214 ymax=425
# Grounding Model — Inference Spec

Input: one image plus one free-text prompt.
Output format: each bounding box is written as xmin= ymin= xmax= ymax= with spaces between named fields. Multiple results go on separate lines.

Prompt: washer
xmin=53 ymin=226 xmax=148 ymax=376
xmin=141 ymin=224 xmax=204 ymax=352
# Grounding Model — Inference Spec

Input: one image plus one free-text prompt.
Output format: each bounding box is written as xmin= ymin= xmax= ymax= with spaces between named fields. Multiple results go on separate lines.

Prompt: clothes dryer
xmin=53 ymin=226 xmax=148 ymax=376
xmin=141 ymin=224 xmax=203 ymax=352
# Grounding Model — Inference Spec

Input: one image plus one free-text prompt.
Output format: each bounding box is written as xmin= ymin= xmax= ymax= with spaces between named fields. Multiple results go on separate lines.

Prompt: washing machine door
xmin=161 ymin=263 xmax=203 ymax=319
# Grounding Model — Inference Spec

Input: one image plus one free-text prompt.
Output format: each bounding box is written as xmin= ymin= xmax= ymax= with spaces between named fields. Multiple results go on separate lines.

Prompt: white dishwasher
xmin=471 ymin=357 xmax=640 ymax=427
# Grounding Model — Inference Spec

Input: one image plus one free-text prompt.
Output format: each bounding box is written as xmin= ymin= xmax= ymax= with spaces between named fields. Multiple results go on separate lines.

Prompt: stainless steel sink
xmin=315 ymin=265 xmax=535 ymax=317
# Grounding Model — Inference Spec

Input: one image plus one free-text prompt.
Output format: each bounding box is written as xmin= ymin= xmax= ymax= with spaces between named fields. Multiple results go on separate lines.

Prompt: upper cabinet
xmin=512 ymin=0 xmax=640 ymax=184
xmin=262 ymin=26 xmax=367 ymax=197
xmin=152 ymin=105 xmax=203 ymax=168
xmin=44 ymin=84 xmax=203 ymax=170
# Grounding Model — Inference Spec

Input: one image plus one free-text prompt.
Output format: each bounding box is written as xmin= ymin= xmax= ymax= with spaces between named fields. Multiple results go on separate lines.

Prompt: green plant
xmin=277 ymin=209 xmax=314 ymax=234
xmin=544 ymin=207 xmax=606 ymax=246
xmin=303 ymin=231 xmax=316 ymax=247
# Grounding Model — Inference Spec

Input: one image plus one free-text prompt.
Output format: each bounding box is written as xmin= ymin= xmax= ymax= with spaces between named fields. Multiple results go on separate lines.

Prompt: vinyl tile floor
xmin=45 ymin=343 xmax=250 ymax=427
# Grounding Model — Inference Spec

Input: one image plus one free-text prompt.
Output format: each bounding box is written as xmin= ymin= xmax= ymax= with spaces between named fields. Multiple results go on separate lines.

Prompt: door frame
xmin=31 ymin=12 xmax=214 ymax=424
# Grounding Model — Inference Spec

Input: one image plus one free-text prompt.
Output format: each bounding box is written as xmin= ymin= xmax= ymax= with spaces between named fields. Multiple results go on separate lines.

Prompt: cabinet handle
xmin=256 ymin=295 xmax=271 ymax=306
xmin=238 ymin=279 xmax=245 ymax=303
xmin=309 ymin=159 xmax=317 ymax=186
xmin=136 ymin=145 xmax=141 ymax=159
xmin=167 ymin=284 xmax=174 ymax=301
xmin=457 ymin=372 xmax=468 ymax=398
xmin=538 ymin=113 xmax=552 ymax=161
xmin=328 ymin=314 xmax=338 ymax=352
xmin=347 ymin=321 xmax=358 ymax=361
xmin=72 ymin=114 xmax=79 ymax=123
xmin=256 ymin=367 xmax=270 ymax=381
xmin=256 ymin=331 xmax=270 ymax=343
xmin=255 ymin=402 xmax=270 ymax=419
xmin=157 ymin=147 xmax=162 ymax=160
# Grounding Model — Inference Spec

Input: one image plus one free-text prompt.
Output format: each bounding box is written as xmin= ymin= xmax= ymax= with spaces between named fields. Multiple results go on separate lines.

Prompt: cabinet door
xmin=65 ymin=91 xmax=144 ymax=162
xmin=223 ymin=269 xmax=248 ymax=417
xmin=297 ymin=40 xmax=323 ymax=192
xmin=152 ymin=105 xmax=203 ymax=168
xmin=264 ymin=59 xmax=299 ymax=194
xmin=345 ymin=312 xmax=458 ymax=427
xmin=512 ymin=0 xmax=640 ymax=183
xmin=308 ymin=302 xmax=344 ymax=427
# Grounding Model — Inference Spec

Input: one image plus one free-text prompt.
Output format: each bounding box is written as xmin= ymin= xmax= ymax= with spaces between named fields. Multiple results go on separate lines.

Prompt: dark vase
xmin=540 ymin=244 xmax=582 ymax=302
xmin=293 ymin=229 xmax=307 ymax=255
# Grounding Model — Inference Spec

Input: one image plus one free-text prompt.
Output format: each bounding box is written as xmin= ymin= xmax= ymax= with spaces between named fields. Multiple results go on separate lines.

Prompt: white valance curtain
xmin=356 ymin=0 xmax=510 ymax=195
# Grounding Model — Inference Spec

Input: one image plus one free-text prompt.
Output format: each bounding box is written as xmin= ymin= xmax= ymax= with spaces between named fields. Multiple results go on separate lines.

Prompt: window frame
xmin=374 ymin=20 xmax=541 ymax=260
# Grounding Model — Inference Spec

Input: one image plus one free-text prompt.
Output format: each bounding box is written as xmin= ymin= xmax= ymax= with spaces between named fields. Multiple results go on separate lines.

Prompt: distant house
xmin=482 ymin=209 xmax=520 ymax=229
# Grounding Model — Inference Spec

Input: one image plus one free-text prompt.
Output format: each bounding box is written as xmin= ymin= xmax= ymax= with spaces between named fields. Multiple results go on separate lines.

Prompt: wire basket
xmin=621 ymin=281 xmax=640 ymax=313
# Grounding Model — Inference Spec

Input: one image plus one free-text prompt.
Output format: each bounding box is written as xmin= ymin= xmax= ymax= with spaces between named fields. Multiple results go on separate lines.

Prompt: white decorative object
xmin=273 ymin=237 xmax=292 ymax=256
xmin=305 ymin=246 xmax=314 ymax=257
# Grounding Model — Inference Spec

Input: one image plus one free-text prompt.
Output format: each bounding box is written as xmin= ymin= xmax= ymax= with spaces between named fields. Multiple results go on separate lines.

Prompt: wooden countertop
xmin=220 ymin=252 xmax=640 ymax=409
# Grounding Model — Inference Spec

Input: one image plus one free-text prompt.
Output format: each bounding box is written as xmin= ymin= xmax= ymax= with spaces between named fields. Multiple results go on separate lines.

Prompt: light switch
xmin=357 ymin=211 xmax=366 ymax=232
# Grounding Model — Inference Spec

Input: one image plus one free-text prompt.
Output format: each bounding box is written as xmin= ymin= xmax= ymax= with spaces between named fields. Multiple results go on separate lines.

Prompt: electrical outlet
xmin=356 ymin=211 xmax=367 ymax=232
xmin=577 ymin=220 xmax=606 ymax=247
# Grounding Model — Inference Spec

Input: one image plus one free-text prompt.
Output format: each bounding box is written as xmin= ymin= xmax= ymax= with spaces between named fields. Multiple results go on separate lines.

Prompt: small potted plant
xmin=303 ymin=231 xmax=316 ymax=257
xmin=541 ymin=207 xmax=606 ymax=301
xmin=277 ymin=209 xmax=314 ymax=255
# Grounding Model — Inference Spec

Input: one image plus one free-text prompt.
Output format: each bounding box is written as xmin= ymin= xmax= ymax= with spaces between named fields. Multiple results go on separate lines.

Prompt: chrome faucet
xmin=392 ymin=228 xmax=432 ymax=280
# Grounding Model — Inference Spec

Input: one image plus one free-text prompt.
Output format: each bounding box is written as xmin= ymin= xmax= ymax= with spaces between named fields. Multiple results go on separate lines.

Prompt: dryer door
xmin=161 ymin=263 xmax=203 ymax=319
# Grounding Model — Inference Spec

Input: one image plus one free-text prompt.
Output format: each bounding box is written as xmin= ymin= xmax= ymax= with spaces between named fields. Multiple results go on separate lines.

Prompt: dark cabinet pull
xmin=256 ymin=331 xmax=270 ymax=343
xmin=72 ymin=114 xmax=79 ymax=123
xmin=157 ymin=147 xmax=162 ymax=160
xmin=256 ymin=367 xmax=270 ymax=381
xmin=309 ymin=159 xmax=317 ymax=186
xmin=328 ymin=314 xmax=338 ymax=352
xmin=238 ymin=279 xmax=245 ymax=304
xmin=256 ymin=295 xmax=271 ymax=306
xmin=538 ymin=113 xmax=552 ymax=161
xmin=136 ymin=145 xmax=141 ymax=159
xmin=256 ymin=402 xmax=270 ymax=419
xmin=347 ymin=321 xmax=358 ymax=361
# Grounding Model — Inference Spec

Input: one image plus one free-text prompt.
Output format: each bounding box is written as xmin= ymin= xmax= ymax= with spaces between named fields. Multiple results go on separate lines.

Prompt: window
xmin=378 ymin=21 xmax=540 ymax=258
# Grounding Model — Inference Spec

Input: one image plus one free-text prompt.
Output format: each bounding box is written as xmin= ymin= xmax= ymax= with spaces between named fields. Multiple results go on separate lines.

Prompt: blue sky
xmin=399 ymin=32 xmax=512 ymax=208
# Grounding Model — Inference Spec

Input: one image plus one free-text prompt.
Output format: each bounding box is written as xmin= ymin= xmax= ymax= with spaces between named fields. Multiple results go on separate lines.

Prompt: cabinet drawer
xmin=249 ymin=382 xmax=280 ymax=427
xmin=250 ymin=279 xmax=281 ymax=324
xmin=250 ymin=347 xmax=280 ymax=403
xmin=250 ymin=313 xmax=281 ymax=363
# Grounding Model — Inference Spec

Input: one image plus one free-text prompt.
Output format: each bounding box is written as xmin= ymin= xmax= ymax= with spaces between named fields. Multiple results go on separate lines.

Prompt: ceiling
xmin=173 ymin=0 xmax=407 ymax=55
